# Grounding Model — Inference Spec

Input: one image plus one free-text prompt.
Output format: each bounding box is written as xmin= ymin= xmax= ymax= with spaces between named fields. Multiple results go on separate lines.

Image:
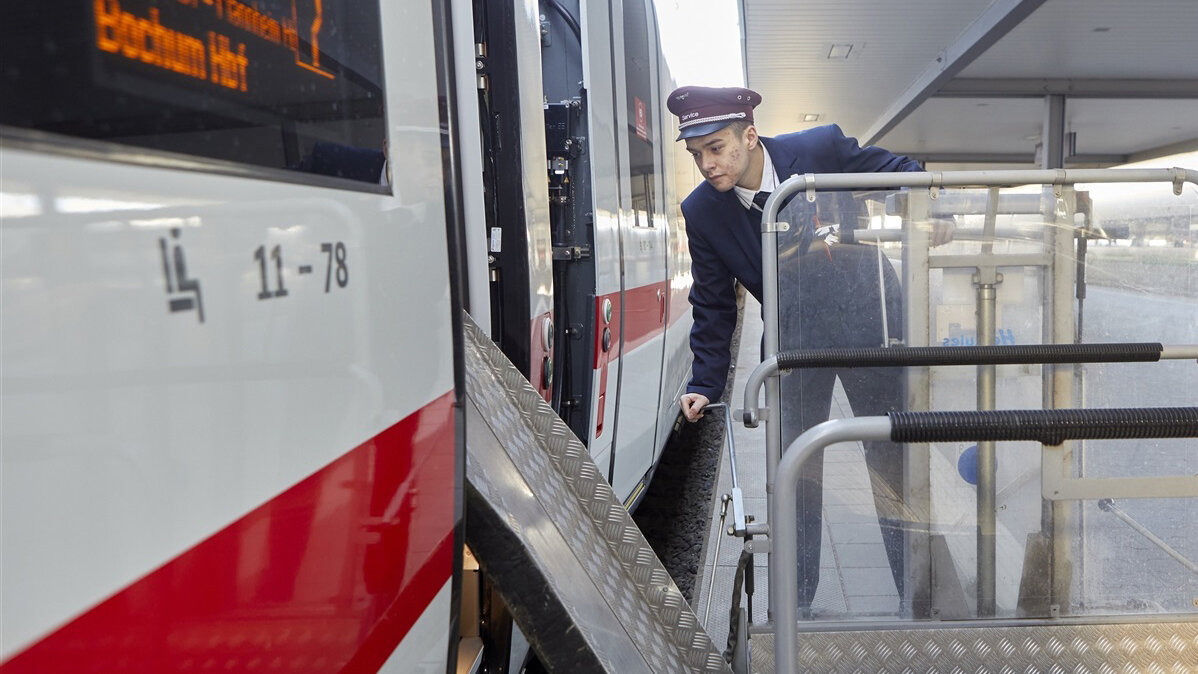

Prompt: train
xmin=0 ymin=0 xmax=698 ymax=672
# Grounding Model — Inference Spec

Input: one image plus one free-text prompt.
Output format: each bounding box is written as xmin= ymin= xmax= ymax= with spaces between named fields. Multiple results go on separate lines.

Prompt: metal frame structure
xmin=768 ymin=411 xmax=1198 ymax=670
xmin=739 ymin=167 xmax=1198 ymax=671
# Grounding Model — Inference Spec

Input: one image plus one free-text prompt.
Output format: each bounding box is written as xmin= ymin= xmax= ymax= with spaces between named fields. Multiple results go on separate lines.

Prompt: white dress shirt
xmin=733 ymin=143 xmax=778 ymax=211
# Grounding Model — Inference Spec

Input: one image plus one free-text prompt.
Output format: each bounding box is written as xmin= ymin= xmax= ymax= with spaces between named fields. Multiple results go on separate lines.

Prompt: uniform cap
xmin=667 ymin=86 xmax=761 ymax=140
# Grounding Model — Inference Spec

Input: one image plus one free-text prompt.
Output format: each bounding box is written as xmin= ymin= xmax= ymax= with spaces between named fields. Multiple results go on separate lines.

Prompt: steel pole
xmin=976 ymin=282 xmax=998 ymax=617
xmin=761 ymin=191 xmax=784 ymax=622
xmin=772 ymin=417 xmax=893 ymax=671
xmin=975 ymin=187 xmax=1001 ymax=617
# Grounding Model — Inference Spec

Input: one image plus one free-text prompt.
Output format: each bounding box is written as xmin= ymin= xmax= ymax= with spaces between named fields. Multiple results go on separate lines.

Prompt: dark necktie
xmin=746 ymin=190 xmax=771 ymax=230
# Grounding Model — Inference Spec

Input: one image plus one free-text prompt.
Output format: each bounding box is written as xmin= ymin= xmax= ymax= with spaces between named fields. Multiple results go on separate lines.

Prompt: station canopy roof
xmin=741 ymin=0 xmax=1198 ymax=170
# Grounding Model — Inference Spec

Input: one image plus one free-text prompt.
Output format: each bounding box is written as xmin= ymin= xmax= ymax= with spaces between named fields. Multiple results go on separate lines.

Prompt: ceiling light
xmin=826 ymin=44 xmax=853 ymax=59
xmin=801 ymin=113 xmax=821 ymax=122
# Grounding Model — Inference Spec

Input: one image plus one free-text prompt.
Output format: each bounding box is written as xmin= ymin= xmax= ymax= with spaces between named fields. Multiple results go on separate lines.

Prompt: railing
xmin=733 ymin=168 xmax=1198 ymax=672
xmin=770 ymin=408 xmax=1198 ymax=668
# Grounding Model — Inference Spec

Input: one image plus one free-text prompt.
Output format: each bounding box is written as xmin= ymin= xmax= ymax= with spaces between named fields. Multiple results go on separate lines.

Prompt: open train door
xmin=474 ymin=0 xmax=556 ymax=404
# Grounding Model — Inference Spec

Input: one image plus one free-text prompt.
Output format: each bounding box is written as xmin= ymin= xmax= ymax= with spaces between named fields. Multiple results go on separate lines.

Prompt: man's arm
xmin=683 ymin=222 xmax=738 ymax=410
xmin=824 ymin=124 xmax=923 ymax=173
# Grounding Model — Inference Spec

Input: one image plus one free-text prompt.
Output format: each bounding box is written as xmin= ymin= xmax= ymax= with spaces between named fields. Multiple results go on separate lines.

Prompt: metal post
xmin=703 ymin=495 xmax=730 ymax=627
xmin=975 ymin=282 xmax=998 ymax=616
xmin=761 ymin=192 xmax=783 ymax=623
xmin=975 ymin=187 xmax=1001 ymax=617
xmin=903 ymin=189 xmax=933 ymax=618
xmin=1048 ymin=185 xmax=1078 ymax=611
xmin=1040 ymin=100 xmax=1072 ymax=615
xmin=1041 ymin=95 xmax=1066 ymax=170
xmin=772 ymin=417 xmax=893 ymax=671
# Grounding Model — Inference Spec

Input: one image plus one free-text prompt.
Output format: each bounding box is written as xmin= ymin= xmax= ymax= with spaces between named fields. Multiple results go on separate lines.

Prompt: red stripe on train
xmin=2 ymin=392 xmax=457 ymax=674
xmin=591 ymin=280 xmax=689 ymax=436
xmin=593 ymin=279 xmax=691 ymax=369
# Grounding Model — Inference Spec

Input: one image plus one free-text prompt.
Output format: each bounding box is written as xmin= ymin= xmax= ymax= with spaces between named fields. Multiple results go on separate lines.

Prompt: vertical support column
xmin=975 ymin=187 xmax=1002 ymax=617
xmin=975 ymin=282 xmax=998 ymax=616
xmin=1041 ymin=94 xmax=1074 ymax=614
xmin=903 ymin=190 xmax=933 ymax=618
xmin=1047 ymin=185 xmax=1078 ymax=611
xmin=762 ymin=197 xmax=782 ymax=623
xmin=1041 ymin=94 xmax=1066 ymax=170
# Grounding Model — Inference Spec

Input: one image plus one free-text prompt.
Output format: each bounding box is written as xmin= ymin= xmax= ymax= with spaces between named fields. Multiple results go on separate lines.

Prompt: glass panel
xmin=1070 ymin=180 xmax=1198 ymax=615
xmin=2 ymin=0 xmax=387 ymax=188
xmin=622 ymin=0 xmax=657 ymax=227
xmin=921 ymin=186 xmax=1057 ymax=621
xmin=768 ymin=182 xmax=1197 ymax=624
xmin=774 ymin=191 xmax=909 ymax=618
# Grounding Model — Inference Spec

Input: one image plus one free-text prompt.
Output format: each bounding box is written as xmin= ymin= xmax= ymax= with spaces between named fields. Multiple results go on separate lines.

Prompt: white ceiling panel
xmin=738 ymin=0 xmax=1198 ymax=166
xmin=960 ymin=0 xmax=1198 ymax=79
xmin=885 ymin=97 xmax=1198 ymax=166
xmin=882 ymin=98 xmax=1046 ymax=155
xmin=1065 ymin=99 xmax=1198 ymax=154
xmin=743 ymin=0 xmax=995 ymax=139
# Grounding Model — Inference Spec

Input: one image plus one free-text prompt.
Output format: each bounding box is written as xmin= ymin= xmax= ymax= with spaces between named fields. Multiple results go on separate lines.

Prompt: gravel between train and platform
xmin=632 ymin=287 xmax=745 ymax=605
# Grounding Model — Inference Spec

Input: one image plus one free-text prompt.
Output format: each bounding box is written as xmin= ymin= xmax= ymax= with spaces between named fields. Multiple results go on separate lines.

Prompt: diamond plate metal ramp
xmin=749 ymin=620 xmax=1198 ymax=673
xmin=463 ymin=319 xmax=730 ymax=674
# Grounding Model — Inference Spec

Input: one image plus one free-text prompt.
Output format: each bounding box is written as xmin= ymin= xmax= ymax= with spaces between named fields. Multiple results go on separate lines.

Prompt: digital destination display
xmin=1 ymin=0 xmax=387 ymax=187
xmin=91 ymin=0 xmax=349 ymax=100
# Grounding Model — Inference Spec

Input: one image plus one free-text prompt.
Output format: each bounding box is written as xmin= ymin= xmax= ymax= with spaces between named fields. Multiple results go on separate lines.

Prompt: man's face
xmin=684 ymin=124 xmax=757 ymax=192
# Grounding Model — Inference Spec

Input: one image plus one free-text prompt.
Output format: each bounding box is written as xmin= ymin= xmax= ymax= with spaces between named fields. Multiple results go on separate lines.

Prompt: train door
xmin=475 ymin=0 xmax=556 ymax=402
xmin=540 ymin=1 xmax=599 ymax=444
xmin=584 ymin=0 xmax=670 ymax=502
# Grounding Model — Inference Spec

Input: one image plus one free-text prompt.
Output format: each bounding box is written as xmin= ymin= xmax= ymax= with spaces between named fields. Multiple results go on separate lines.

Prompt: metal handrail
xmin=759 ymin=168 xmax=1195 ymax=207
xmin=741 ymin=344 xmax=1198 ymax=427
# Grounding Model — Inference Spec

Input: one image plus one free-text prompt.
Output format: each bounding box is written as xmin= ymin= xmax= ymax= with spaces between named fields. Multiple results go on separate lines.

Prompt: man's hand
xmin=929 ymin=218 xmax=955 ymax=247
xmin=680 ymin=393 xmax=710 ymax=422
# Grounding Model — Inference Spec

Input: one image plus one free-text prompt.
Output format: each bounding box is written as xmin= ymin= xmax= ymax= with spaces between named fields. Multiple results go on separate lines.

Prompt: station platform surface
xmin=695 ymin=292 xmax=902 ymax=646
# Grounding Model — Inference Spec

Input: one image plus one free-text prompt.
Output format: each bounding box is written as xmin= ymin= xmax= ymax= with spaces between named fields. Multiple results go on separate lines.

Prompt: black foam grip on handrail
xmin=775 ymin=343 xmax=1163 ymax=370
xmin=888 ymin=407 xmax=1198 ymax=446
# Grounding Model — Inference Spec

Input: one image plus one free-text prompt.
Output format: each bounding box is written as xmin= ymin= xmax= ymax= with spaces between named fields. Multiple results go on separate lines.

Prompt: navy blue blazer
xmin=682 ymin=124 xmax=921 ymax=401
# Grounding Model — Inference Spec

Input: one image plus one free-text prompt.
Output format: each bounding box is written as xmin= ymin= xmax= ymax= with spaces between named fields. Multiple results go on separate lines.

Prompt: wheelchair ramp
xmin=462 ymin=319 xmax=730 ymax=674
xmin=749 ymin=620 xmax=1198 ymax=673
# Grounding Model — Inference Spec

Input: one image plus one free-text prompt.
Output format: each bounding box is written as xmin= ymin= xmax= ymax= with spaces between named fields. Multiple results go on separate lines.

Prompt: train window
xmin=623 ymin=0 xmax=658 ymax=227
xmin=1 ymin=1 xmax=388 ymax=190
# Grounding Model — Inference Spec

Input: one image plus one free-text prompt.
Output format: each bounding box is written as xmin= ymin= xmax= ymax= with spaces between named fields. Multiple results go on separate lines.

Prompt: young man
xmin=669 ymin=85 xmax=923 ymax=613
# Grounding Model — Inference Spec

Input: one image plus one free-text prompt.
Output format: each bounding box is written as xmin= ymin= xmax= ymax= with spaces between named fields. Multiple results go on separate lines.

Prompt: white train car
xmin=1 ymin=0 xmax=695 ymax=672
xmin=476 ymin=0 xmax=696 ymax=505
